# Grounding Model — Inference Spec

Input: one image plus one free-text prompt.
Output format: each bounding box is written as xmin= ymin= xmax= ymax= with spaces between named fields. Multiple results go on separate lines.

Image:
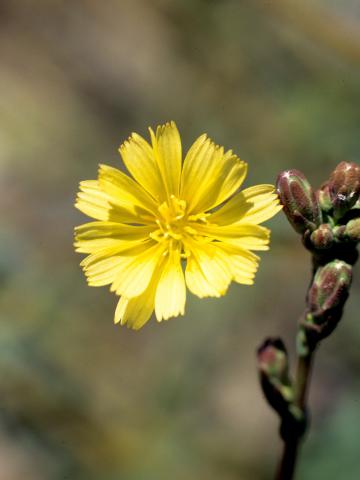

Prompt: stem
xmin=275 ymin=439 xmax=299 ymax=480
xmin=296 ymin=353 xmax=313 ymax=410
xmin=275 ymin=353 xmax=314 ymax=480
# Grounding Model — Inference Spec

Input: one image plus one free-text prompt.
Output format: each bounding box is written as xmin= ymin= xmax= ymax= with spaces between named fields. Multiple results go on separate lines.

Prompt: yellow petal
xmin=155 ymin=247 xmax=186 ymax=321
xmin=184 ymin=241 xmax=232 ymax=298
xmin=196 ymin=223 xmax=271 ymax=251
xmin=75 ymin=180 xmax=110 ymax=221
xmin=84 ymin=255 xmax=129 ymax=287
xmin=114 ymin=296 xmax=128 ymax=325
xmin=80 ymin=243 xmax=143 ymax=269
xmin=215 ymin=154 xmax=247 ymax=207
xmin=209 ymin=185 xmax=282 ymax=225
xmin=149 ymin=121 xmax=182 ymax=198
xmin=111 ymin=242 xmax=166 ymax=298
xmin=75 ymin=179 xmax=154 ymax=224
xmin=196 ymin=151 xmax=247 ymax=213
xmin=217 ymin=243 xmax=259 ymax=285
xmin=114 ymin=257 xmax=166 ymax=329
xmin=180 ymin=134 xmax=219 ymax=212
xmin=114 ymin=290 xmax=155 ymax=330
xmin=119 ymin=132 xmax=165 ymax=203
xmin=98 ymin=164 xmax=158 ymax=216
xmin=80 ymin=241 xmax=155 ymax=287
xmin=74 ymin=221 xmax=154 ymax=253
xmin=180 ymin=135 xmax=247 ymax=213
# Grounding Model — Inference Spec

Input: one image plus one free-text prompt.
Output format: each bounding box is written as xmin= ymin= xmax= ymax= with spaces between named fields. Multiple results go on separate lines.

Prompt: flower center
xmin=150 ymin=195 xmax=208 ymax=251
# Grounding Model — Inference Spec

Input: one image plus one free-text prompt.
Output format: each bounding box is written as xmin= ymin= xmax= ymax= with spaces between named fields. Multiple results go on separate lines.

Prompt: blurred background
xmin=1 ymin=0 xmax=360 ymax=479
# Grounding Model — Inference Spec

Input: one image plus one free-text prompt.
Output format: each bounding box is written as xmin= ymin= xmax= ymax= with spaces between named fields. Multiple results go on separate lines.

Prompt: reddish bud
xmin=310 ymin=224 xmax=334 ymax=250
xmin=276 ymin=170 xmax=322 ymax=234
xmin=258 ymin=339 xmax=306 ymax=439
xmin=300 ymin=261 xmax=352 ymax=348
xmin=258 ymin=338 xmax=288 ymax=381
xmin=328 ymin=161 xmax=360 ymax=218
xmin=307 ymin=260 xmax=352 ymax=317
xmin=257 ymin=338 xmax=293 ymax=415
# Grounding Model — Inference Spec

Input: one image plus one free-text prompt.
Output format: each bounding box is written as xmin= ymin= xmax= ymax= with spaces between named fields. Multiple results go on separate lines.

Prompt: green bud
xmin=329 ymin=161 xmax=360 ymax=219
xmin=317 ymin=182 xmax=333 ymax=213
xmin=310 ymin=224 xmax=334 ymax=250
xmin=276 ymin=170 xmax=322 ymax=234
xmin=333 ymin=225 xmax=347 ymax=242
xmin=345 ymin=218 xmax=360 ymax=242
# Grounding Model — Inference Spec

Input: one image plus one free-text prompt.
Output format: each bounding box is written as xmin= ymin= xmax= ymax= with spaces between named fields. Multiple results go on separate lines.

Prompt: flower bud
xmin=345 ymin=218 xmax=360 ymax=242
xmin=276 ymin=170 xmax=322 ymax=234
xmin=257 ymin=338 xmax=293 ymax=416
xmin=258 ymin=338 xmax=306 ymax=440
xmin=333 ymin=225 xmax=346 ymax=242
xmin=310 ymin=224 xmax=334 ymax=250
xmin=258 ymin=338 xmax=288 ymax=380
xmin=329 ymin=161 xmax=360 ymax=218
xmin=307 ymin=260 xmax=352 ymax=316
xmin=300 ymin=261 xmax=352 ymax=351
xmin=317 ymin=182 xmax=333 ymax=213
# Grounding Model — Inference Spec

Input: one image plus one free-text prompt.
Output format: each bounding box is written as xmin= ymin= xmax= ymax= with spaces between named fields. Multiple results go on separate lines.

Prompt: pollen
xmin=149 ymin=196 xmax=194 ymax=242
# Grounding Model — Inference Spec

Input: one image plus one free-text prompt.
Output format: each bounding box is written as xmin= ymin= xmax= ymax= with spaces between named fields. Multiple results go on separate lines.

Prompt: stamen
xmin=153 ymin=196 xmax=208 ymax=248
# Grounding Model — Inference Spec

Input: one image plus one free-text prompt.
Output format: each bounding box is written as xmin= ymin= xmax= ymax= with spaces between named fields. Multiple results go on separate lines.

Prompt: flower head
xmin=74 ymin=122 xmax=281 ymax=329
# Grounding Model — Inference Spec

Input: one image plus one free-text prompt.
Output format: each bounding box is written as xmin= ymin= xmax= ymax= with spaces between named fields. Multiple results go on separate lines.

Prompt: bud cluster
xmin=276 ymin=160 xmax=359 ymax=353
xmin=258 ymin=161 xmax=359 ymax=455
xmin=276 ymin=161 xmax=360 ymax=259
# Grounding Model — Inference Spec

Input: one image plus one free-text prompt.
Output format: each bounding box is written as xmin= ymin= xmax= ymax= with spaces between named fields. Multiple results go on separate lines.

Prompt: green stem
xmin=296 ymin=353 xmax=313 ymax=410
xmin=275 ymin=352 xmax=314 ymax=480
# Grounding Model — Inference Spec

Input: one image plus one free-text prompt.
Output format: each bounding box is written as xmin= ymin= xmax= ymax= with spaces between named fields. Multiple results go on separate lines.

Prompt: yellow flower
xmin=74 ymin=122 xmax=281 ymax=329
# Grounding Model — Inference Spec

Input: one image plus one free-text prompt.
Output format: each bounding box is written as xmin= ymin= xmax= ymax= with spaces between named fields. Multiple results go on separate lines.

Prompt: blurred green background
xmin=1 ymin=0 xmax=360 ymax=479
